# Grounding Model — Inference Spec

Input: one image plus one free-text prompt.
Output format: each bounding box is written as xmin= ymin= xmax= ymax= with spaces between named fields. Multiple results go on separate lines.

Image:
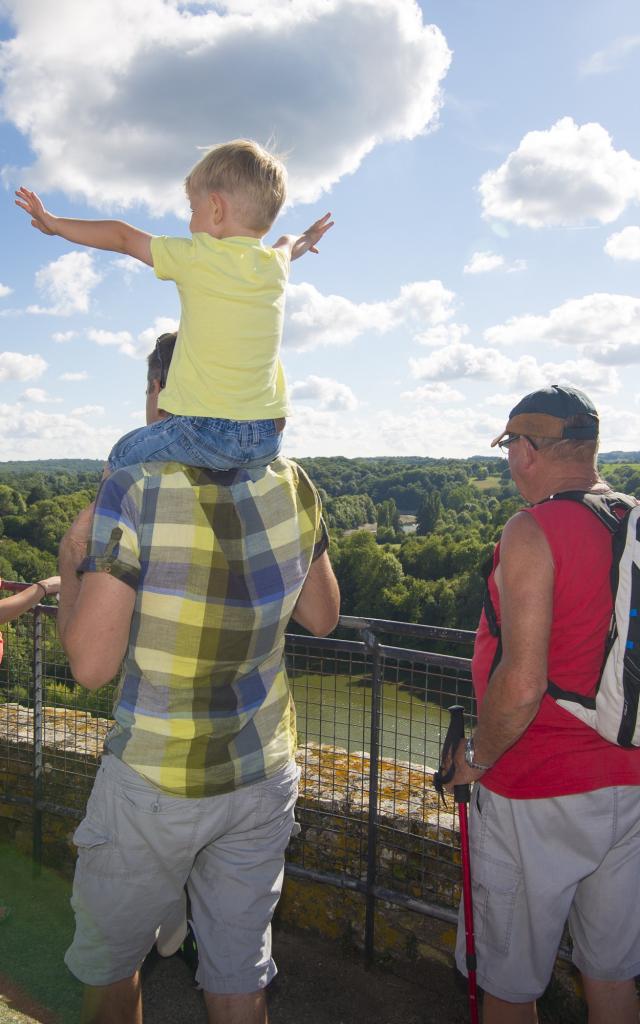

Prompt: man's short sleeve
xmin=290 ymin=461 xmax=329 ymax=562
xmin=78 ymin=471 xmax=143 ymax=589
xmin=150 ymin=235 xmax=195 ymax=284
xmin=313 ymin=516 xmax=330 ymax=561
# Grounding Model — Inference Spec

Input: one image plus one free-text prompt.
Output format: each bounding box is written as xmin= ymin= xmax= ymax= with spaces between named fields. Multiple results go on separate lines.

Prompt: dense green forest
xmin=1 ymin=454 xmax=640 ymax=638
xmin=1 ymin=454 xmax=640 ymax=716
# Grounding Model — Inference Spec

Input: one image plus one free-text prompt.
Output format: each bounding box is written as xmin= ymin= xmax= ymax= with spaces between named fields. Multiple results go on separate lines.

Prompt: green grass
xmin=0 ymin=844 xmax=82 ymax=1022
xmin=471 ymin=475 xmax=502 ymax=491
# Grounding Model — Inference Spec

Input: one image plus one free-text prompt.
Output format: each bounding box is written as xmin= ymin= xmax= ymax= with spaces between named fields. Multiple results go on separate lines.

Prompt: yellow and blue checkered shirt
xmin=80 ymin=457 xmax=327 ymax=797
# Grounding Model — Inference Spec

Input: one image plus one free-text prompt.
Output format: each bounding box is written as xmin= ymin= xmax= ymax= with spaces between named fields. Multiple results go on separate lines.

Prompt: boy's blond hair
xmin=185 ymin=139 xmax=287 ymax=233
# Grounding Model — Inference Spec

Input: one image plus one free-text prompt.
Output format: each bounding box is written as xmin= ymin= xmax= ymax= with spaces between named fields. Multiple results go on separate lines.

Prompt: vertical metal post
xmin=32 ymin=607 xmax=44 ymax=875
xmin=362 ymin=628 xmax=382 ymax=969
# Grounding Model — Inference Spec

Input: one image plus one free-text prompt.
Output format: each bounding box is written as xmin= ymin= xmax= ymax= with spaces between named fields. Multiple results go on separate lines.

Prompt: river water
xmin=290 ymin=670 xmax=447 ymax=769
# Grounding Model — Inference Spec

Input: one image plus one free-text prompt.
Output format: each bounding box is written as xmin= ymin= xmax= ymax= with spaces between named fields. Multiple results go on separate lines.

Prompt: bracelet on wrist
xmin=35 ymin=582 xmax=47 ymax=600
xmin=464 ymin=736 xmax=493 ymax=772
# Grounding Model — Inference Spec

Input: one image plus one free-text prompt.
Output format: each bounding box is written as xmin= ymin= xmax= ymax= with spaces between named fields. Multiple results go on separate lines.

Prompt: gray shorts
xmin=65 ymin=754 xmax=299 ymax=993
xmin=456 ymin=784 xmax=640 ymax=1002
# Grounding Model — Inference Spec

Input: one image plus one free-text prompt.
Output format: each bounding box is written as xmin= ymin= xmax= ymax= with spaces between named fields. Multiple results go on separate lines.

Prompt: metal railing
xmin=0 ymin=582 xmax=477 ymax=965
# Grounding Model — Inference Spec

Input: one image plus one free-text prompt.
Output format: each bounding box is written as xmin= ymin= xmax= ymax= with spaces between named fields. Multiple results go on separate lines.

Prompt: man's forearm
xmin=57 ymin=543 xmax=83 ymax=645
xmin=472 ymin=660 xmax=545 ymax=767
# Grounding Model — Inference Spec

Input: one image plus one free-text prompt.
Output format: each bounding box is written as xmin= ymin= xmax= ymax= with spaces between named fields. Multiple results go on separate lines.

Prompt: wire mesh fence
xmin=0 ymin=587 xmax=477 ymax=959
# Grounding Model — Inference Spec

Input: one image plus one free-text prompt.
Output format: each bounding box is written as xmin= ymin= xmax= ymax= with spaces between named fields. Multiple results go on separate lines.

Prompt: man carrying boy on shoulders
xmin=57 ymin=339 xmax=340 ymax=1024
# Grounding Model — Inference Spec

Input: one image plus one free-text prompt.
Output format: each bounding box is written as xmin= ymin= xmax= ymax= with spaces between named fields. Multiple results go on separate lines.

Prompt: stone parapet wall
xmin=0 ymin=703 xmax=460 ymax=963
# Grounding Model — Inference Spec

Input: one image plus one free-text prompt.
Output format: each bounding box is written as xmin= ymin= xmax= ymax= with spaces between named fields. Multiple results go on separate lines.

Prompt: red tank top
xmin=472 ymin=500 xmax=640 ymax=797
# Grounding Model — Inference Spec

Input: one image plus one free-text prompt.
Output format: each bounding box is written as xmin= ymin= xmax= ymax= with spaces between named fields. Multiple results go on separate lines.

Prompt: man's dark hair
xmin=147 ymin=332 xmax=177 ymax=389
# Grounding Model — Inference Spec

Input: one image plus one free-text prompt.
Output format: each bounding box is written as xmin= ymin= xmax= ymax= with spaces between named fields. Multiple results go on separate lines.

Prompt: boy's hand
xmin=275 ymin=213 xmax=334 ymax=261
xmin=38 ymin=576 xmax=61 ymax=597
xmin=15 ymin=187 xmax=57 ymax=236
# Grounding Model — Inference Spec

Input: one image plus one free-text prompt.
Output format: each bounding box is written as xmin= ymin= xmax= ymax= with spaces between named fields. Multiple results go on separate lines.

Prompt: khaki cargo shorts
xmin=65 ymin=754 xmax=299 ymax=993
xmin=456 ymin=783 xmax=640 ymax=1002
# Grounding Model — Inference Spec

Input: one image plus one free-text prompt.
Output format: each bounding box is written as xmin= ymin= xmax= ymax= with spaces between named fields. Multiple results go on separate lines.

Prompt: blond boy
xmin=17 ymin=139 xmax=332 ymax=470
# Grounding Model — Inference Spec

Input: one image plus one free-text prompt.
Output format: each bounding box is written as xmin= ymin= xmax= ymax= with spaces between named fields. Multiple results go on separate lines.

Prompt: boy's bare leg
xmin=581 ymin=976 xmax=638 ymax=1024
xmin=204 ymin=990 xmax=267 ymax=1024
xmin=483 ymin=993 xmax=538 ymax=1024
xmin=80 ymin=974 xmax=142 ymax=1024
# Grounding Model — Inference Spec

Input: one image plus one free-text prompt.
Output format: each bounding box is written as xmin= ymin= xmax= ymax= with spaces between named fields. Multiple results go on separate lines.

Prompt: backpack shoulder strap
xmin=542 ymin=490 xmax=637 ymax=533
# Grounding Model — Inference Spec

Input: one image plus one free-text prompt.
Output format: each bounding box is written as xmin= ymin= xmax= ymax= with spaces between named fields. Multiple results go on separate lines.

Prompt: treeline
xmin=1 ymin=456 xmax=639 ymax=634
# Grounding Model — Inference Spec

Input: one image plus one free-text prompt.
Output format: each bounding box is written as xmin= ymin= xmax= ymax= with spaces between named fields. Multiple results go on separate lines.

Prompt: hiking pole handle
xmin=448 ymin=705 xmax=471 ymax=805
xmin=434 ymin=703 xmax=466 ymax=796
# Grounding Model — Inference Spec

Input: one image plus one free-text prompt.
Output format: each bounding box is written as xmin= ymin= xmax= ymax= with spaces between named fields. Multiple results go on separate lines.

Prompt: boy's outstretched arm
xmin=273 ymin=212 xmax=333 ymax=261
xmin=15 ymin=187 xmax=154 ymax=266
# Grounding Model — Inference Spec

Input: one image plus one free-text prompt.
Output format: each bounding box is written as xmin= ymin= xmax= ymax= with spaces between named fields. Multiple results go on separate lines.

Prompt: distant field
xmin=472 ymin=475 xmax=502 ymax=491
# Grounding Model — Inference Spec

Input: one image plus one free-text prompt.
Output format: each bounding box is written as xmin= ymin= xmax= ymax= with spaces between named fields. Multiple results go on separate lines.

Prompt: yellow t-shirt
xmin=151 ymin=234 xmax=291 ymax=420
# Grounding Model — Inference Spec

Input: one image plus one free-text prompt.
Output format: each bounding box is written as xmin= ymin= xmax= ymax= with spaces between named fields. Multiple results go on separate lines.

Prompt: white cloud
xmin=136 ymin=317 xmax=180 ymax=355
xmin=464 ymin=251 xmax=504 ymax=274
xmin=409 ymin=344 xmax=619 ymax=394
xmin=415 ymin=322 xmax=469 ymax=347
xmin=52 ymin=329 xmax=77 ymax=343
xmin=581 ymin=35 xmax=640 ymax=76
xmin=282 ymin=404 xmax=505 ymax=459
xmin=284 ymin=279 xmax=456 ymax=350
xmin=0 ymin=402 xmax=119 ymax=460
xmin=59 ymin=371 xmax=88 ymax=381
xmin=0 ymin=283 xmax=13 ymax=298
xmin=463 ymin=251 xmax=526 ymax=274
xmin=289 ymin=375 xmax=358 ymax=411
xmin=86 ymin=328 xmax=136 ymax=356
xmin=538 ymin=358 xmax=619 ymax=394
xmin=479 ymin=118 xmax=640 ymax=227
xmin=604 ymin=226 xmax=640 ymax=261
xmin=483 ymin=391 xmax=523 ymax=409
xmin=22 ymin=387 xmax=62 ymax=403
xmin=111 ymin=256 xmax=143 ymax=276
xmin=597 ymin=404 xmax=640 ymax=451
xmin=85 ymin=321 xmax=178 ymax=359
xmin=71 ymin=404 xmax=105 ymax=416
xmin=401 ymin=382 xmax=464 ymax=403
xmin=485 ymin=293 xmax=640 ymax=364
xmin=410 ymin=344 xmax=539 ymax=388
xmin=27 ymin=252 xmax=102 ymax=315
xmin=0 ymin=351 xmax=47 ymax=381
xmin=1 ymin=0 xmax=451 ymax=214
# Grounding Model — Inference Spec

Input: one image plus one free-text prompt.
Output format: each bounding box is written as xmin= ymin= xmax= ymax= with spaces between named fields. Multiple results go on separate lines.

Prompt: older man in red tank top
xmin=447 ymin=385 xmax=640 ymax=1024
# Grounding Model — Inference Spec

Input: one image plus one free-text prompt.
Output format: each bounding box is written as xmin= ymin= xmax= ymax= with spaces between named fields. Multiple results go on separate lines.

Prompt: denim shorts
xmin=108 ymin=415 xmax=282 ymax=472
xmin=65 ymin=754 xmax=300 ymax=992
xmin=455 ymin=784 xmax=640 ymax=1001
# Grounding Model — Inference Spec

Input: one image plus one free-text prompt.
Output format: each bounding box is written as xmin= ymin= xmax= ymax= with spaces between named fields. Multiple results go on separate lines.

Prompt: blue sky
xmin=1 ymin=0 xmax=640 ymax=461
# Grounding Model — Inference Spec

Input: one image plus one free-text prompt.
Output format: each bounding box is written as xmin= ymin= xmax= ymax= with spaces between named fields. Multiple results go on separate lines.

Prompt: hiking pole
xmin=433 ymin=705 xmax=479 ymax=1024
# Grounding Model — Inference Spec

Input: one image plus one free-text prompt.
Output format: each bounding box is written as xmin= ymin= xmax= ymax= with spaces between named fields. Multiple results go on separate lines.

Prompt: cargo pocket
xmin=470 ymin=852 xmax=521 ymax=956
xmin=72 ymin=818 xmax=126 ymax=879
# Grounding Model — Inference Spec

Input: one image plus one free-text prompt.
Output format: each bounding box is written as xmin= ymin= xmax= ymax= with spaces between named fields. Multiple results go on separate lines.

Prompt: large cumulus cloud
xmin=0 ymin=0 xmax=451 ymax=214
xmin=479 ymin=118 xmax=640 ymax=228
xmin=484 ymin=292 xmax=640 ymax=364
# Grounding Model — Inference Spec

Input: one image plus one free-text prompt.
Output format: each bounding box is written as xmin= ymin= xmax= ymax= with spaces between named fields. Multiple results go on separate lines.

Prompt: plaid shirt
xmin=80 ymin=458 xmax=327 ymax=797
